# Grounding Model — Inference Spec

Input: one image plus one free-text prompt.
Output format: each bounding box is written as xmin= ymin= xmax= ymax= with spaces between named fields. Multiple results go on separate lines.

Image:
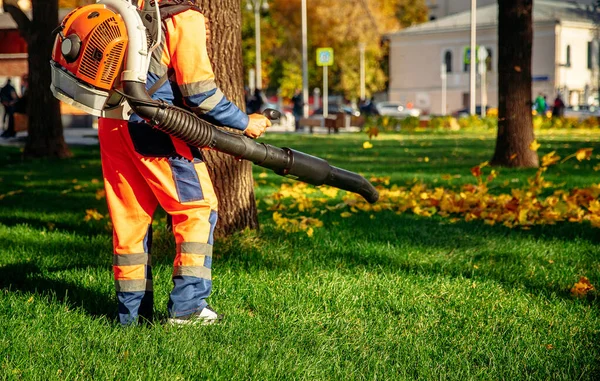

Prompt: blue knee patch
xmin=208 ymin=210 xmax=218 ymax=245
xmin=169 ymin=157 xmax=204 ymax=203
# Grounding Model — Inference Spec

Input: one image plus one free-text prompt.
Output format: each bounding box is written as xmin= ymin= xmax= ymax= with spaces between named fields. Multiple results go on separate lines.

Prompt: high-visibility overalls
xmin=99 ymin=3 xmax=248 ymax=325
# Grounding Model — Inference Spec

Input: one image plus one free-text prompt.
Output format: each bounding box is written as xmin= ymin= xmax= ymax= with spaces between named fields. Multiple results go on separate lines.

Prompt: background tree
xmin=4 ymin=0 xmax=71 ymax=158
xmin=241 ymin=0 xmax=427 ymax=99
xmin=197 ymin=0 xmax=260 ymax=235
xmin=490 ymin=0 xmax=538 ymax=168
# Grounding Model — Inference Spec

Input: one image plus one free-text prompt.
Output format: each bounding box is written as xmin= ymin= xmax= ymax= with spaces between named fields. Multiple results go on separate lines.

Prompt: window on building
xmin=444 ymin=50 xmax=453 ymax=73
xmin=566 ymin=45 xmax=571 ymax=67
xmin=485 ymin=47 xmax=493 ymax=72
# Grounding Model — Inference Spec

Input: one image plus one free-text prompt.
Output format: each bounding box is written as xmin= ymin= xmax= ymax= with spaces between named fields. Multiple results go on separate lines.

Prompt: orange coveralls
xmin=99 ymin=5 xmax=248 ymax=325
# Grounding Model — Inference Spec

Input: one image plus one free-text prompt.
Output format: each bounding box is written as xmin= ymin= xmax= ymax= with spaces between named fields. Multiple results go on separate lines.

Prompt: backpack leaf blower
xmin=49 ymin=0 xmax=379 ymax=204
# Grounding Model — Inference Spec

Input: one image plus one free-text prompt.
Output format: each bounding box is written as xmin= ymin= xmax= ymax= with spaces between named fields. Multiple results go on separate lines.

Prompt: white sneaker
xmin=168 ymin=306 xmax=223 ymax=326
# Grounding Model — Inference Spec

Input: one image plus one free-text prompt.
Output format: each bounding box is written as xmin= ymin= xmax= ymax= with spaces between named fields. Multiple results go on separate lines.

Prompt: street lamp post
xmin=469 ymin=0 xmax=477 ymax=115
xmin=301 ymin=0 xmax=309 ymax=118
xmin=359 ymin=43 xmax=366 ymax=101
xmin=247 ymin=0 xmax=269 ymax=90
xmin=441 ymin=63 xmax=447 ymax=115
xmin=478 ymin=46 xmax=488 ymax=118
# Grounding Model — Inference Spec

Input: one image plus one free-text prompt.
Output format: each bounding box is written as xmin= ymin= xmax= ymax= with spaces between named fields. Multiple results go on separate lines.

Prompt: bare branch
xmin=355 ymin=0 xmax=380 ymax=35
xmin=3 ymin=3 xmax=32 ymax=42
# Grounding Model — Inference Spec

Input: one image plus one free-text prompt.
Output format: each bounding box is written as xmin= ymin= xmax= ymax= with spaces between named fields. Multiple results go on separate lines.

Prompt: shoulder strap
xmin=159 ymin=0 xmax=202 ymax=20
xmin=148 ymin=68 xmax=176 ymax=96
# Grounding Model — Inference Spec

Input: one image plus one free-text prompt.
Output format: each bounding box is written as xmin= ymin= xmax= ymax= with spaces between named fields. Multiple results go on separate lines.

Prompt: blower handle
xmin=262 ymin=108 xmax=281 ymax=121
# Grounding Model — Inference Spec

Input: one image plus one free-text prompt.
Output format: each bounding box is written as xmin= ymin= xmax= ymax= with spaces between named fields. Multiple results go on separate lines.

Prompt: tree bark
xmin=490 ymin=0 xmax=538 ymax=168
xmin=4 ymin=0 xmax=71 ymax=159
xmin=195 ymin=0 xmax=259 ymax=236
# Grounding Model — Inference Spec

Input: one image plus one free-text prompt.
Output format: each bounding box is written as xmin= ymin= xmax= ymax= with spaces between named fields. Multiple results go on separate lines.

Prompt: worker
xmin=99 ymin=0 xmax=271 ymax=325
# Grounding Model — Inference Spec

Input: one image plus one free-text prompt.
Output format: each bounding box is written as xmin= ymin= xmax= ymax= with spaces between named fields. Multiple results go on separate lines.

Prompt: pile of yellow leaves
xmin=264 ymin=148 xmax=600 ymax=236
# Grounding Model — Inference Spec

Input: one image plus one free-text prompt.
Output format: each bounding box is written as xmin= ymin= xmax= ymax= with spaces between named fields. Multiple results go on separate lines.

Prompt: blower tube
xmin=122 ymin=82 xmax=379 ymax=204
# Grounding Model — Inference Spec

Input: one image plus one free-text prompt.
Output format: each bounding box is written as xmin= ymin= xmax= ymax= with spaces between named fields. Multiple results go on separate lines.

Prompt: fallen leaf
xmin=363 ymin=141 xmax=373 ymax=150
xmin=570 ymin=276 xmax=594 ymax=297
xmin=84 ymin=209 xmax=104 ymax=222
xmin=529 ymin=140 xmax=541 ymax=152
xmin=575 ymin=148 xmax=593 ymax=161
xmin=541 ymin=151 xmax=561 ymax=167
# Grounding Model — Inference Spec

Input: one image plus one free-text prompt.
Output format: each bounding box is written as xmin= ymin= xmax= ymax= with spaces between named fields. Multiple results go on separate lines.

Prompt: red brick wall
xmin=0 ymin=58 xmax=28 ymax=77
xmin=0 ymin=30 xmax=27 ymax=54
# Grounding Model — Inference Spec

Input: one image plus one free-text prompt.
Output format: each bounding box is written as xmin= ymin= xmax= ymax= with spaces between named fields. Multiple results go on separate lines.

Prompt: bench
xmin=299 ymin=112 xmax=348 ymax=134
xmin=298 ymin=117 xmax=323 ymax=134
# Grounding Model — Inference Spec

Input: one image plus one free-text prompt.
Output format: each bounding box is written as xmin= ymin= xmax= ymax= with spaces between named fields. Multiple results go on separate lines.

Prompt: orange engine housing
xmin=52 ymin=4 xmax=129 ymax=91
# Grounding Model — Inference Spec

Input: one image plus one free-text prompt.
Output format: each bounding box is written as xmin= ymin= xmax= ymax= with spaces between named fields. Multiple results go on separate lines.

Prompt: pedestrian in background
xmin=534 ymin=93 xmax=547 ymax=118
xmin=292 ymin=89 xmax=304 ymax=131
xmin=552 ymin=95 xmax=565 ymax=118
xmin=1 ymin=79 xmax=18 ymax=139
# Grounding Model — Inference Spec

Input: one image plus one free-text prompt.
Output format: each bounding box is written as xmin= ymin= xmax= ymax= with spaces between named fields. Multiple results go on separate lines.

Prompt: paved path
xmin=0 ymin=123 xmax=361 ymax=149
xmin=0 ymin=128 xmax=99 ymax=147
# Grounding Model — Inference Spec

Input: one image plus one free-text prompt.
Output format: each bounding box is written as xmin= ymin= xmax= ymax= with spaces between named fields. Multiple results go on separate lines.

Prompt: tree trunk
xmin=4 ymin=0 xmax=71 ymax=159
xmin=490 ymin=0 xmax=538 ymax=168
xmin=25 ymin=0 xmax=71 ymax=158
xmin=195 ymin=0 xmax=259 ymax=236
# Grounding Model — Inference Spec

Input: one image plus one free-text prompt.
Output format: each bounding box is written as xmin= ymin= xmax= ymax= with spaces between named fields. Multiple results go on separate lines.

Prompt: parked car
xmin=375 ymin=102 xmax=421 ymax=118
xmin=563 ymin=105 xmax=600 ymax=119
xmin=452 ymin=106 xmax=493 ymax=118
xmin=311 ymin=103 xmax=361 ymax=118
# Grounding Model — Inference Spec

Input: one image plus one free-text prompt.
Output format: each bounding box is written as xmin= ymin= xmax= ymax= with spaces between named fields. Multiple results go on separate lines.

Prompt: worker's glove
xmin=244 ymin=113 xmax=272 ymax=139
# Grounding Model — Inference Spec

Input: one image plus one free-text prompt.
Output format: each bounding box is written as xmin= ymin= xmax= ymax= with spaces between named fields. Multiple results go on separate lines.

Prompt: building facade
xmin=389 ymin=1 xmax=600 ymax=115
xmin=426 ymin=0 xmax=496 ymax=20
xmin=426 ymin=0 xmax=597 ymax=20
xmin=0 ymin=6 xmax=71 ymax=93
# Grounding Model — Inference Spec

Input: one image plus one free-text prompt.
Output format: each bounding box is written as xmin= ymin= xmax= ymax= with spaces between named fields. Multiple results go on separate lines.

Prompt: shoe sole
xmin=167 ymin=317 xmax=221 ymax=326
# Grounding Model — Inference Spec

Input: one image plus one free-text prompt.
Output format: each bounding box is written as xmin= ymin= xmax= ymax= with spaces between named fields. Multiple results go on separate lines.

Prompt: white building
xmin=426 ymin=0 xmax=597 ymax=20
xmin=426 ymin=0 xmax=496 ymax=20
xmin=388 ymin=1 xmax=600 ymax=115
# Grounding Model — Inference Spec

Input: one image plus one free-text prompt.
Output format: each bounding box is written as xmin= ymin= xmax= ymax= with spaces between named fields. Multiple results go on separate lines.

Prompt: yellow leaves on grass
xmin=95 ymin=189 xmax=106 ymax=200
xmin=575 ymin=148 xmax=593 ymax=161
xmin=84 ymin=209 xmax=104 ymax=222
xmin=266 ymin=147 xmax=600 ymax=238
xmin=570 ymin=277 xmax=595 ymax=298
xmin=562 ymin=148 xmax=594 ymax=164
xmin=0 ymin=190 xmax=23 ymax=200
xmin=363 ymin=141 xmax=374 ymax=150
xmin=541 ymin=151 xmax=561 ymax=167
xmin=529 ymin=140 xmax=541 ymax=152
xmin=273 ymin=212 xmax=323 ymax=237
xmin=366 ymin=127 xmax=380 ymax=139
xmin=470 ymin=161 xmax=488 ymax=178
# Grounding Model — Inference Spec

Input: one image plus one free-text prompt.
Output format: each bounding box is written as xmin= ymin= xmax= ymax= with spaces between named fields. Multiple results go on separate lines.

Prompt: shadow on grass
xmin=0 ymin=215 xmax=104 ymax=238
xmin=0 ymin=263 xmax=116 ymax=320
xmin=220 ymin=213 xmax=600 ymax=306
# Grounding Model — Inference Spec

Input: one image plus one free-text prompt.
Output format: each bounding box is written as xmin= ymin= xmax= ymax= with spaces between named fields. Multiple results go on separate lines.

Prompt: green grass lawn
xmin=0 ymin=131 xmax=599 ymax=380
